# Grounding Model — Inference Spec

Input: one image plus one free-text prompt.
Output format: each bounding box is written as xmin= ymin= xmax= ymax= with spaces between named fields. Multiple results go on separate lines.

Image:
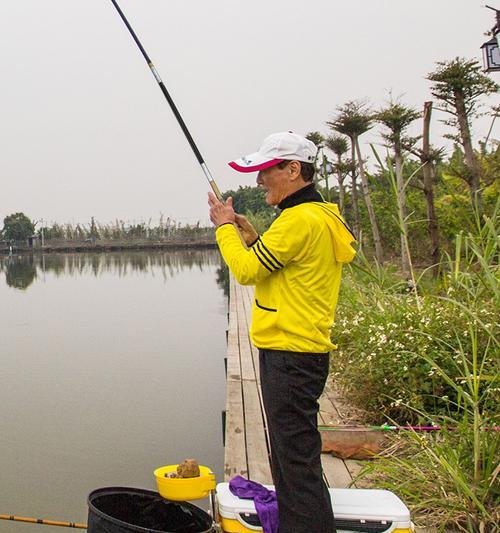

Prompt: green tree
xmin=223 ymin=185 xmax=273 ymax=216
xmin=2 ymin=212 xmax=35 ymax=242
xmin=479 ymin=140 xmax=500 ymax=189
xmin=305 ymin=131 xmax=325 ymax=149
xmin=427 ymin=57 xmax=499 ymax=214
xmin=222 ymin=185 xmax=275 ymax=232
xmin=376 ymin=99 xmax=421 ymax=275
xmin=325 ymin=134 xmax=350 ymax=213
xmin=403 ymin=102 xmax=444 ymax=276
xmin=305 ymin=131 xmax=325 ymax=182
xmin=328 ymin=100 xmax=384 ymax=263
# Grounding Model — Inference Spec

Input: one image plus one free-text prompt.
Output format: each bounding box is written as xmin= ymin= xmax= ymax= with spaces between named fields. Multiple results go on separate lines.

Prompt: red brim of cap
xmin=228 ymin=158 xmax=284 ymax=173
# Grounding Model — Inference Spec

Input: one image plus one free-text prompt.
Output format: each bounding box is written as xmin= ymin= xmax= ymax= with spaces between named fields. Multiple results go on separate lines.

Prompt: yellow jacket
xmin=216 ymin=201 xmax=356 ymax=353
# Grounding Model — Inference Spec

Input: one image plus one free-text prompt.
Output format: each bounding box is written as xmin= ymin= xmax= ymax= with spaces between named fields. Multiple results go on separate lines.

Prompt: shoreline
xmin=0 ymin=240 xmax=217 ymax=255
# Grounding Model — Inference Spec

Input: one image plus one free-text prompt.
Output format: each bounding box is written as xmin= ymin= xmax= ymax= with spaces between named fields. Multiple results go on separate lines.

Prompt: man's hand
xmin=235 ymin=213 xmax=259 ymax=246
xmin=208 ymin=192 xmax=236 ymax=227
xmin=208 ymin=193 xmax=259 ymax=246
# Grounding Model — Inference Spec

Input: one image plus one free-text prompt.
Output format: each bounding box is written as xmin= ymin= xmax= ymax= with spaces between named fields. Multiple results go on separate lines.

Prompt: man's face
xmin=256 ymin=163 xmax=293 ymax=206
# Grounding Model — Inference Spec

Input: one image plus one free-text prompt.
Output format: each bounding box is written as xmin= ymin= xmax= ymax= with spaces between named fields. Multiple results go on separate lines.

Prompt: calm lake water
xmin=0 ymin=249 xmax=228 ymax=531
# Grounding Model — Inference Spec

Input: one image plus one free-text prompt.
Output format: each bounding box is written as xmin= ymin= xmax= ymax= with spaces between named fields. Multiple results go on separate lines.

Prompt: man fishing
xmin=208 ymin=131 xmax=356 ymax=533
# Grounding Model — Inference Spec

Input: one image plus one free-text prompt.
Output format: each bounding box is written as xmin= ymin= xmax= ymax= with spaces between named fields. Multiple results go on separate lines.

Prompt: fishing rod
xmin=318 ymin=425 xmax=500 ymax=432
xmin=319 ymin=425 xmax=441 ymax=432
xmin=0 ymin=514 xmax=87 ymax=529
xmin=108 ymin=0 xmax=223 ymax=201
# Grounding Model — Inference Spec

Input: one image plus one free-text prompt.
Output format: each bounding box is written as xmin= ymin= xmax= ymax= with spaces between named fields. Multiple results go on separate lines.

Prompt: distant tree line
xmin=0 ymin=214 xmax=214 ymax=246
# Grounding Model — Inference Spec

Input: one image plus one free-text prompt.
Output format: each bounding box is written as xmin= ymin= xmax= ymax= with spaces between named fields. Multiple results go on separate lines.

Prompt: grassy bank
xmin=330 ymin=206 xmax=499 ymax=531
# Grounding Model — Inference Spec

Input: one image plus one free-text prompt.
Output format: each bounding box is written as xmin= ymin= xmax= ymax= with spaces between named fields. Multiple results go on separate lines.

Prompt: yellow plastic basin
xmin=154 ymin=465 xmax=216 ymax=501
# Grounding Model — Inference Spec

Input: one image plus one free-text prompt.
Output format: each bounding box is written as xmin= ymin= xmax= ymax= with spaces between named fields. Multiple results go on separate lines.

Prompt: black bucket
xmin=87 ymin=487 xmax=214 ymax=533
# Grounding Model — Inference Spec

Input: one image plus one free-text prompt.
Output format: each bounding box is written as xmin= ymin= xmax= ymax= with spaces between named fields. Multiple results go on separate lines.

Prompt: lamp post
xmin=482 ymin=6 xmax=500 ymax=72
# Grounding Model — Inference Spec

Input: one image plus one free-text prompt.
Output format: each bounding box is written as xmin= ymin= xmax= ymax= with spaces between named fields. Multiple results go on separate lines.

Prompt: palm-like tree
xmin=328 ymin=100 xmax=384 ymax=264
xmin=404 ymin=102 xmax=444 ymax=276
xmin=427 ymin=57 xmax=499 ymax=215
xmin=376 ymin=99 xmax=421 ymax=275
xmin=305 ymin=131 xmax=325 ymax=176
xmin=325 ymin=135 xmax=349 ymax=212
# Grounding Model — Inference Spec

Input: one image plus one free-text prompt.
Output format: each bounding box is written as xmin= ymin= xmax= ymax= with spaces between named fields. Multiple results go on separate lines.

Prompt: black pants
xmin=259 ymin=349 xmax=336 ymax=533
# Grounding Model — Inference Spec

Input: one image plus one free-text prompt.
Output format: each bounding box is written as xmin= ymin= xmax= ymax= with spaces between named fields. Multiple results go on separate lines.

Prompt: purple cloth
xmin=229 ymin=476 xmax=279 ymax=533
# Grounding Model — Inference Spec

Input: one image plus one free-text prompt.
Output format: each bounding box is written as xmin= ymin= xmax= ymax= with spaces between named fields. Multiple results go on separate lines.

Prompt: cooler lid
xmin=216 ymin=483 xmax=410 ymax=522
xmin=217 ymin=482 xmax=274 ymax=516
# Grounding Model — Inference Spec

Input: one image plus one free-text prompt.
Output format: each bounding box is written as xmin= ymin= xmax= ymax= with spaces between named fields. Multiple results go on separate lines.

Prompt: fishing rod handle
xmin=0 ymin=514 xmax=87 ymax=529
xmin=201 ymin=163 xmax=223 ymax=201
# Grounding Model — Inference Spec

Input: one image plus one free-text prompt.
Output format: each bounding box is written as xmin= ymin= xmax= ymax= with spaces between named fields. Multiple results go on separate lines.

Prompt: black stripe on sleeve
xmin=252 ymin=247 xmax=273 ymax=272
xmin=258 ymin=238 xmax=284 ymax=268
xmin=256 ymin=242 xmax=281 ymax=271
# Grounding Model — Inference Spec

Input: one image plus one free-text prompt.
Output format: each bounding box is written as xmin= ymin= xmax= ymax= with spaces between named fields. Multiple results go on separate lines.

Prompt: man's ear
xmin=288 ymin=160 xmax=301 ymax=180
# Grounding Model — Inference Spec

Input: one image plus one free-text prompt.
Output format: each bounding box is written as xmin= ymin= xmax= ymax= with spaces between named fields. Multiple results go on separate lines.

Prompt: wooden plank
xmin=226 ymin=277 xmax=241 ymax=381
xmin=321 ymin=453 xmax=354 ymax=488
xmin=323 ymin=385 xmax=349 ymax=421
xmin=344 ymin=459 xmax=362 ymax=481
xmin=322 ymin=384 xmax=362 ymax=482
xmin=241 ymin=285 xmax=261 ymax=381
xmin=239 ymin=285 xmax=271 ymax=455
xmin=242 ymin=380 xmax=273 ymax=484
xmin=224 ymin=380 xmax=248 ymax=480
xmin=236 ymin=285 xmax=256 ymax=382
xmin=319 ymin=394 xmax=342 ymax=426
xmin=319 ymin=395 xmax=355 ymax=487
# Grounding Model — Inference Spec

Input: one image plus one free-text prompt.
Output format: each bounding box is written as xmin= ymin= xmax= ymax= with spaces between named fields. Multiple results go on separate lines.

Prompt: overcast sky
xmin=0 ymin=0 xmax=498 ymax=227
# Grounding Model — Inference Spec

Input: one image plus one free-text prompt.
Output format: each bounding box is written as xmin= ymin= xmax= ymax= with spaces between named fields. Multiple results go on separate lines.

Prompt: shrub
xmin=331 ymin=201 xmax=499 ymax=530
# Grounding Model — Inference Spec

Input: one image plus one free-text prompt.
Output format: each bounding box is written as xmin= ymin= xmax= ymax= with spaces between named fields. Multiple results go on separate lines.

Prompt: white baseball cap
xmin=229 ymin=131 xmax=318 ymax=173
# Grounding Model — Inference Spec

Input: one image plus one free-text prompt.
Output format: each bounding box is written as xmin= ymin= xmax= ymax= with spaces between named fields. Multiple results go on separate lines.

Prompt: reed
xmin=38 ymin=217 xmax=214 ymax=243
xmin=330 ymin=145 xmax=499 ymax=529
xmin=332 ymin=199 xmax=499 ymax=530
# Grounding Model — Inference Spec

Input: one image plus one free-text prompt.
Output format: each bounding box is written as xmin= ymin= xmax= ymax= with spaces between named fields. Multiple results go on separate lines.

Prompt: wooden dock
xmin=224 ymin=276 xmax=360 ymax=487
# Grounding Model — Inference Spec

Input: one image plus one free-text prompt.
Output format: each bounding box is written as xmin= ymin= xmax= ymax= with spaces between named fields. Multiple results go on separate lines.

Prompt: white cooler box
xmin=216 ymin=483 xmax=412 ymax=533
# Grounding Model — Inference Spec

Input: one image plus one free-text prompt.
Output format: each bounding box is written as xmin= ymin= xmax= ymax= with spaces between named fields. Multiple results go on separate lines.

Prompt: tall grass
xmin=331 ymin=161 xmax=499 ymax=529
xmin=353 ymin=253 xmax=499 ymax=530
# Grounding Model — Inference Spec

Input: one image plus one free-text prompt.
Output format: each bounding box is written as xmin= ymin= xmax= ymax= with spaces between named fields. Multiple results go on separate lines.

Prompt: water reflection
xmin=0 ymin=248 xmax=222 ymax=289
xmin=0 ymin=248 xmax=228 ymax=531
xmin=3 ymin=256 xmax=37 ymax=290
xmin=215 ymin=264 xmax=229 ymax=298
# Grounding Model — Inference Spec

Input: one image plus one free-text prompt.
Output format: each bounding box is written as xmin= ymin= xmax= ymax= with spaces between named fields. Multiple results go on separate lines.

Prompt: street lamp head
xmin=481 ymin=36 xmax=500 ymax=72
xmin=482 ymin=6 xmax=500 ymax=71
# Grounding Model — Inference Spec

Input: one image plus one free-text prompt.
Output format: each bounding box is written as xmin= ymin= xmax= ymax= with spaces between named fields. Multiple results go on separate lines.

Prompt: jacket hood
xmin=311 ymin=202 xmax=357 ymax=263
